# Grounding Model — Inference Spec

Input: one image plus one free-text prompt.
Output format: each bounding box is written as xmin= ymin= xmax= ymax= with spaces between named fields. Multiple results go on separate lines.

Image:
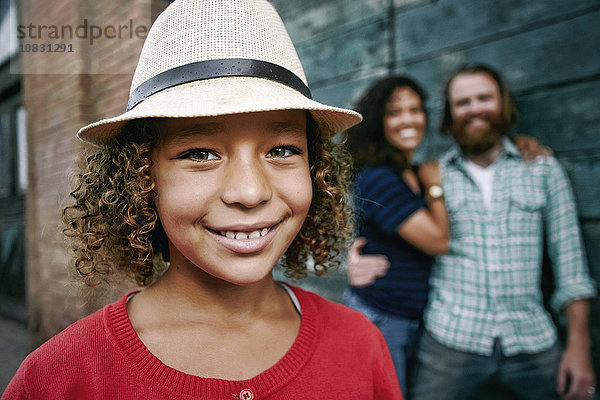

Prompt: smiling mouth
xmin=399 ymin=128 xmax=418 ymax=138
xmin=208 ymin=222 xmax=281 ymax=254
xmin=218 ymin=227 xmax=272 ymax=240
xmin=467 ymin=117 xmax=490 ymax=127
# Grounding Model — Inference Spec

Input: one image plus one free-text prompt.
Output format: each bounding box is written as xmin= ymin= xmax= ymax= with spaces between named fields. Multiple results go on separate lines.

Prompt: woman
xmin=345 ymin=76 xmax=449 ymax=395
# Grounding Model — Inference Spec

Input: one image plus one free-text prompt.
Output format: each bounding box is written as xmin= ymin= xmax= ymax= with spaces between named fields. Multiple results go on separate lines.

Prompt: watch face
xmin=429 ymin=185 xmax=443 ymax=198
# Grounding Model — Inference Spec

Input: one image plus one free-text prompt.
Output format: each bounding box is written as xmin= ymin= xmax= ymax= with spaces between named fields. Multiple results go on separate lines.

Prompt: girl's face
xmin=383 ymin=87 xmax=426 ymax=153
xmin=152 ymin=110 xmax=312 ymax=285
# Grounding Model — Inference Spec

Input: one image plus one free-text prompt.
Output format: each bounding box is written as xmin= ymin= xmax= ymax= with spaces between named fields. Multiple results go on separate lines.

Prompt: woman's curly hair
xmin=346 ymin=75 xmax=427 ymax=175
xmin=62 ymin=114 xmax=354 ymax=287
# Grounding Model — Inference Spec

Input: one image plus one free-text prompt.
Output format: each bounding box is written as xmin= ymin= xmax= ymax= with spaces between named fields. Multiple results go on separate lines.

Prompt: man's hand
xmin=557 ymin=300 xmax=596 ymax=400
xmin=347 ymin=237 xmax=390 ymax=287
xmin=557 ymin=342 xmax=596 ymax=400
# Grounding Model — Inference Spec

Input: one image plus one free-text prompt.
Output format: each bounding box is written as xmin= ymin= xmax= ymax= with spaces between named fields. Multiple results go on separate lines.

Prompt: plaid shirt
xmin=423 ymin=138 xmax=596 ymax=356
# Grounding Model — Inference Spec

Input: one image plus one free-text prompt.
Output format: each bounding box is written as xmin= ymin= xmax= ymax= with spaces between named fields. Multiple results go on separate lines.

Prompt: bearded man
xmin=409 ymin=64 xmax=597 ymax=400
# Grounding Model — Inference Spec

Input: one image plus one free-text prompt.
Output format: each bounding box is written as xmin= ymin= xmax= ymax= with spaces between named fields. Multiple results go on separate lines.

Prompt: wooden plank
xmin=273 ymin=0 xmax=388 ymax=43
xmin=515 ymin=80 xmax=600 ymax=152
xmin=581 ymin=222 xmax=600 ymax=284
xmin=557 ymin=155 xmax=600 ymax=220
xmin=581 ymin=220 xmax=600 ymax=363
xmin=280 ymin=2 xmax=600 ymax=97
xmin=273 ymin=0 xmax=435 ymax=44
xmin=282 ymin=2 xmax=600 ymax=89
xmin=275 ymin=0 xmax=435 ymax=85
xmin=297 ymin=18 xmax=392 ymax=85
xmin=311 ymin=70 xmax=388 ymax=109
xmin=394 ymin=11 xmax=600 ymax=102
xmin=393 ymin=0 xmax=600 ymax=63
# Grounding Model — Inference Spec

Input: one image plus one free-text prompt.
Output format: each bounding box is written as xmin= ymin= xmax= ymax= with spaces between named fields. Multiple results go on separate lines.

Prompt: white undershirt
xmin=464 ymin=158 xmax=500 ymax=336
xmin=126 ymin=281 xmax=302 ymax=316
xmin=278 ymin=281 xmax=302 ymax=315
xmin=464 ymin=159 xmax=497 ymax=211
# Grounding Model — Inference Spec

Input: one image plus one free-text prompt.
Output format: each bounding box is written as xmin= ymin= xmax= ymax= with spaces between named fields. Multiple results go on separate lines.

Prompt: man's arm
xmin=347 ymin=237 xmax=390 ymax=287
xmin=557 ymin=299 xmax=596 ymax=400
xmin=542 ymin=158 xmax=597 ymax=400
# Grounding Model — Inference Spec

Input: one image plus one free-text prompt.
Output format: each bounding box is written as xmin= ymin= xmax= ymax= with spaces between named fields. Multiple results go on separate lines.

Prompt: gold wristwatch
xmin=426 ymin=184 xmax=444 ymax=201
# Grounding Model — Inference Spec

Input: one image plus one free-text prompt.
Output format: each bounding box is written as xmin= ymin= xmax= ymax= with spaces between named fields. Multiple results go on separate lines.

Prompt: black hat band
xmin=127 ymin=58 xmax=312 ymax=111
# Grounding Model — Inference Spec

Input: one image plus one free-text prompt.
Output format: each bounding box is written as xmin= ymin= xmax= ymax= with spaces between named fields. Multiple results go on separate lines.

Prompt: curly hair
xmin=346 ymin=75 xmax=428 ymax=175
xmin=62 ymin=113 xmax=354 ymax=287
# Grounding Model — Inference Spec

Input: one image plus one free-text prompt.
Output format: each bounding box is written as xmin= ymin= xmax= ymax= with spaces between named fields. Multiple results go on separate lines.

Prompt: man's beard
xmin=451 ymin=114 xmax=507 ymax=155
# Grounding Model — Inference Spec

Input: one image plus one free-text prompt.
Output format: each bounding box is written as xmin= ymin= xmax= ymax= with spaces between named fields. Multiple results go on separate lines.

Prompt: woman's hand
xmin=512 ymin=135 xmax=553 ymax=161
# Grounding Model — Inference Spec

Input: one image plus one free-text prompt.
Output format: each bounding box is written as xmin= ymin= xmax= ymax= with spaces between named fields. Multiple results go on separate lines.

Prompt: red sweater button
xmin=239 ymin=388 xmax=254 ymax=400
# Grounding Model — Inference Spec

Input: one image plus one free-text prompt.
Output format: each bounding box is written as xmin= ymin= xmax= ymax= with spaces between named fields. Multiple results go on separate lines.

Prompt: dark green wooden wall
xmin=271 ymin=0 xmax=600 ymax=395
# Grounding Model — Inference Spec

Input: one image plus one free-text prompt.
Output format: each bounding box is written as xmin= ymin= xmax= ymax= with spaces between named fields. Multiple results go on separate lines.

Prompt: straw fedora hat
xmin=77 ymin=0 xmax=362 ymax=144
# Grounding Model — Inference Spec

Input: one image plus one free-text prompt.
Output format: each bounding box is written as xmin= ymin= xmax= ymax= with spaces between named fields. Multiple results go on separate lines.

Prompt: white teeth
xmin=221 ymin=227 xmax=271 ymax=240
xmin=399 ymin=128 xmax=418 ymax=138
xmin=235 ymin=232 xmax=248 ymax=240
xmin=468 ymin=117 xmax=488 ymax=126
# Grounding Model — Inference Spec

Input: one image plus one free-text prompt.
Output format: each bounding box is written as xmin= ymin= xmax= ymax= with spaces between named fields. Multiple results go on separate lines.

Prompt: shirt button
xmin=239 ymin=389 xmax=255 ymax=400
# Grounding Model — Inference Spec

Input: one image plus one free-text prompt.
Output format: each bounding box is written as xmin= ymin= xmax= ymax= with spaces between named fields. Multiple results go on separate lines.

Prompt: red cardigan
xmin=3 ymin=285 xmax=402 ymax=399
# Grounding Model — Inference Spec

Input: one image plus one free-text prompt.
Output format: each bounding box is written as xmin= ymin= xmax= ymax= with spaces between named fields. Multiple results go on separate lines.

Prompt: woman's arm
xmin=511 ymin=135 xmax=553 ymax=160
xmin=347 ymin=162 xmax=449 ymax=286
xmin=397 ymin=162 xmax=449 ymax=255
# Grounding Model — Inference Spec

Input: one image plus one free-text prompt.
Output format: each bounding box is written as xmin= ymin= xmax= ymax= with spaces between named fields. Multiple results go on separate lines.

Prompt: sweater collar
xmin=106 ymin=285 xmax=317 ymax=398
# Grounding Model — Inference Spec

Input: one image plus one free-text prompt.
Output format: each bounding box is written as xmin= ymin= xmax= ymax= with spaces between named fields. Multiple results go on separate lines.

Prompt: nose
xmin=221 ymin=155 xmax=272 ymax=208
xmin=466 ymin=99 xmax=487 ymax=115
xmin=396 ymin=111 xmax=413 ymax=125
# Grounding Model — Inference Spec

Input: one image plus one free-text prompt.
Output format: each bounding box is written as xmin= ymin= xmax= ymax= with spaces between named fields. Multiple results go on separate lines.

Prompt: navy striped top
xmin=351 ymin=166 xmax=433 ymax=320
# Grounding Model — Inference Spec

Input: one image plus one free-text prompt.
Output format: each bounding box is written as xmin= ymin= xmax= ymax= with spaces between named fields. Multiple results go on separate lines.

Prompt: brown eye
xmin=267 ymin=146 xmax=300 ymax=158
xmin=182 ymin=149 xmax=219 ymax=161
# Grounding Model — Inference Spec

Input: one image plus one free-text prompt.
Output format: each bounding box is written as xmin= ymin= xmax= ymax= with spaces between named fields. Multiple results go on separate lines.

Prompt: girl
xmin=3 ymin=1 xmax=401 ymax=399
xmin=344 ymin=76 xmax=449 ymax=395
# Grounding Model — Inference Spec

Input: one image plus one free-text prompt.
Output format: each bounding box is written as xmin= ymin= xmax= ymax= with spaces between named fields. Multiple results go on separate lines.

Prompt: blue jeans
xmin=344 ymin=290 xmax=420 ymax=395
xmin=410 ymin=329 xmax=562 ymax=400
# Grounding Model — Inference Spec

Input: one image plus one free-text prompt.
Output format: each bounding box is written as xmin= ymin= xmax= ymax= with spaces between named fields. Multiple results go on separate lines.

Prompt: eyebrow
xmin=162 ymin=122 xmax=222 ymax=137
xmin=160 ymin=119 xmax=307 ymax=145
xmin=267 ymin=121 xmax=307 ymax=136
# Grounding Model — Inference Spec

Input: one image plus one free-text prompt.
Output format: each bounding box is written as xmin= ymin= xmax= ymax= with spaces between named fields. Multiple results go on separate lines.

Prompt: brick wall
xmin=20 ymin=0 xmax=169 ymax=346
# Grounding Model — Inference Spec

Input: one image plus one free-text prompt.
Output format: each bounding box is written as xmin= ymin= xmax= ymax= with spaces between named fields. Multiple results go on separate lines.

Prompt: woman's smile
xmin=383 ymin=87 xmax=426 ymax=154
